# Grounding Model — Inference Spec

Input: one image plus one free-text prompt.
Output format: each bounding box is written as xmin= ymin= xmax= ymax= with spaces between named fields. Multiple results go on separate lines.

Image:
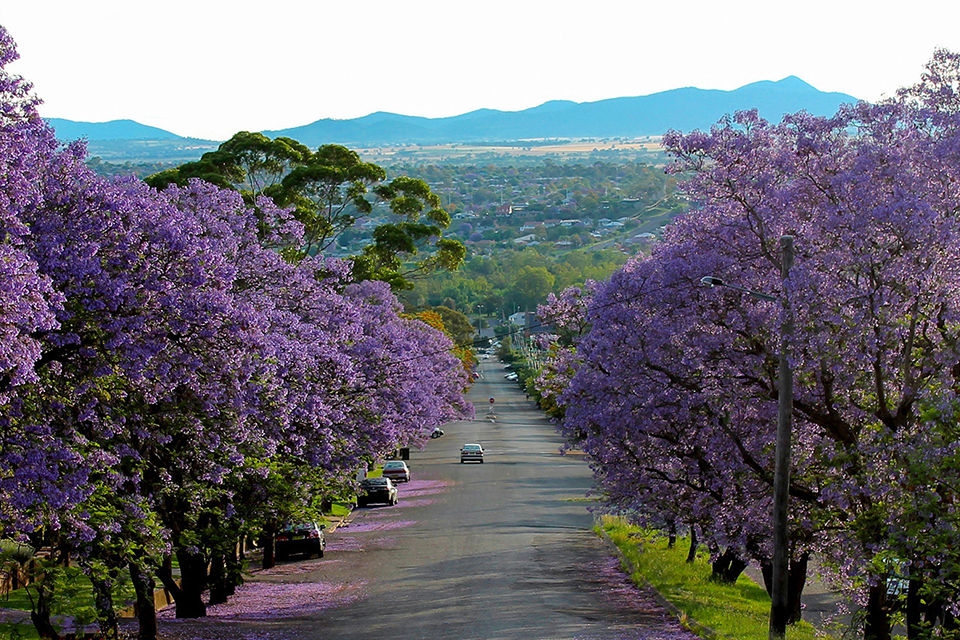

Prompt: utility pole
xmin=699 ymin=235 xmax=796 ymax=638
xmin=769 ymin=235 xmax=794 ymax=640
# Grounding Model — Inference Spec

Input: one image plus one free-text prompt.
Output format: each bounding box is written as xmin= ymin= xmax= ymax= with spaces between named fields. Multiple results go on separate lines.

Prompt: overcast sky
xmin=2 ymin=1 xmax=959 ymax=141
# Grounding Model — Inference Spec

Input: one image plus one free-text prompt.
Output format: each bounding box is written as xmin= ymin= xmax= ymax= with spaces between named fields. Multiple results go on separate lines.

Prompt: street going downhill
xmin=147 ymin=359 xmax=698 ymax=640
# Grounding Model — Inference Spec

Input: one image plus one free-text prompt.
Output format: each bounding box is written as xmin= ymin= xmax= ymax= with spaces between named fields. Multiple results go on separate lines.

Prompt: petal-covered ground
xmin=156 ymin=581 xmax=367 ymax=622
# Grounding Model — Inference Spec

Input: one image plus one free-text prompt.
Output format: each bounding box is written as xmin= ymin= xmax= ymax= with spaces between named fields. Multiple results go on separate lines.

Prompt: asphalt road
xmin=149 ymin=358 xmax=699 ymax=640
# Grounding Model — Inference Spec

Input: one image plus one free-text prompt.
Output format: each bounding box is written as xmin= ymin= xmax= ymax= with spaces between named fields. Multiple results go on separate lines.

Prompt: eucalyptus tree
xmin=147 ymin=135 xmax=466 ymax=289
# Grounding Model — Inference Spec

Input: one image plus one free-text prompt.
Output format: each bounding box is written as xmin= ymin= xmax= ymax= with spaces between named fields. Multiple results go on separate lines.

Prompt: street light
xmin=700 ymin=276 xmax=778 ymax=302
xmin=701 ymin=235 xmax=794 ymax=640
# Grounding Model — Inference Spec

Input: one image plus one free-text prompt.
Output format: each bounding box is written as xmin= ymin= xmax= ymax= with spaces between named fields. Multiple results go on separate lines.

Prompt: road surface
xmin=149 ymin=358 xmax=698 ymax=640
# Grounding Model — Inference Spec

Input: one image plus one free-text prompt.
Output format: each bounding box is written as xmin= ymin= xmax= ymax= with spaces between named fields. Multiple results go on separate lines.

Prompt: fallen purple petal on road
xmin=344 ymin=519 xmax=415 ymax=532
xmin=157 ymin=580 xmax=368 ymax=621
xmin=325 ymin=537 xmax=362 ymax=552
xmin=399 ymin=479 xmax=450 ymax=497
xmin=395 ymin=498 xmax=438 ymax=507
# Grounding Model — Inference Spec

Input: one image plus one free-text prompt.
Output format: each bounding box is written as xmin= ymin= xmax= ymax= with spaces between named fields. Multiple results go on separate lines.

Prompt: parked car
xmin=382 ymin=460 xmax=410 ymax=483
xmin=275 ymin=522 xmax=325 ymax=561
xmin=460 ymin=443 xmax=484 ymax=463
xmin=357 ymin=477 xmax=399 ymax=507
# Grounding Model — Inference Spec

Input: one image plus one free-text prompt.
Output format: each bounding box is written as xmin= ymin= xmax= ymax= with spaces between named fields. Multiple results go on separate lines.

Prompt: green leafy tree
xmin=506 ymin=265 xmax=555 ymax=312
xmin=427 ymin=306 xmax=476 ymax=347
xmin=147 ymin=136 xmax=465 ymax=289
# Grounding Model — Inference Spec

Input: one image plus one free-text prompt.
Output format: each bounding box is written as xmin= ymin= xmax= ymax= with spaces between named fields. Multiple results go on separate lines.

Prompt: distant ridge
xmin=45 ymin=76 xmax=859 ymax=149
xmin=45 ymin=118 xmax=187 ymax=141
xmin=262 ymin=76 xmax=858 ymax=146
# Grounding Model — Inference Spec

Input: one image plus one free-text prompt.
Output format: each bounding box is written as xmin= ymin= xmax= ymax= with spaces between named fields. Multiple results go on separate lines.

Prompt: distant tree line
xmin=400 ymin=246 xmax=630 ymax=323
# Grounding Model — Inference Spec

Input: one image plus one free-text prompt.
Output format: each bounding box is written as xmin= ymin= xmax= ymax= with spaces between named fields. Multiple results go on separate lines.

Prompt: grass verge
xmin=597 ymin=515 xmax=831 ymax=640
xmin=0 ymin=622 xmax=38 ymax=640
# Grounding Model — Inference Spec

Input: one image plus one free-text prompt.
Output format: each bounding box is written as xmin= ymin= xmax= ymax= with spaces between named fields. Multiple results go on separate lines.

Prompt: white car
xmin=381 ymin=460 xmax=411 ymax=482
xmin=460 ymin=443 xmax=484 ymax=463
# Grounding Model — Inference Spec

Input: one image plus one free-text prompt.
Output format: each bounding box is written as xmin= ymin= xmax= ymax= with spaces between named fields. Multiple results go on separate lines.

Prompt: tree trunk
xmin=864 ymin=582 xmax=892 ymax=640
xmin=90 ymin=573 xmax=120 ymax=640
xmin=208 ymin=552 xmax=227 ymax=605
xmin=758 ymin=554 xmax=806 ymax=625
xmin=156 ymin=554 xmax=180 ymax=602
xmin=786 ymin=552 xmax=808 ymax=625
xmin=260 ymin=529 xmax=276 ymax=570
xmin=760 ymin=559 xmax=773 ymax=597
xmin=723 ymin=555 xmax=748 ymax=583
xmin=172 ymin=548 xmax=207 ymax=618
xmin=711 ymin=548 xmax=748 ymax=583
xmin=686 ymin=526 xmax=698 ymax=563
xmin=226 ymin=540 xmax=242 ymax=597
xmin=905 ymin=577 xmax=922 ymax=639
xmin=129 ymin=562 xmax=158 ymax=640
xmin=941 ymin=609 xmax=956 ymax=633
xmin=30 ymin=574 xmax=61 ymax=640
xmin=208 ymin=536 xmax=243 ymax=604
xmin=667 ymin=519 xmax=677 ymax=549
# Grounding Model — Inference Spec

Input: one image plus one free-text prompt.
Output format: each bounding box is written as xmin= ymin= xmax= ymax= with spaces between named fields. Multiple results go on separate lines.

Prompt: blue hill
xmin=46 ymin=77 xmax=860 ymax=148
xmin=45 ymin=118 xmax=185 ymax=141
xmin=263 ymin=76 xmax=857 ymax=146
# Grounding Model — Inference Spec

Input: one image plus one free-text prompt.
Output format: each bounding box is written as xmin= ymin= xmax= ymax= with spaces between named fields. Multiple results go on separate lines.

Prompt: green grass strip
xmin=597 ymin=515 xmax=831 ymax=640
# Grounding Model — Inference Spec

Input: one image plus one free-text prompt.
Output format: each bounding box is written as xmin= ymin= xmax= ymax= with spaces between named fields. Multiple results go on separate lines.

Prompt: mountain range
xmin=45 ymin=76 xmax=859 ymax=158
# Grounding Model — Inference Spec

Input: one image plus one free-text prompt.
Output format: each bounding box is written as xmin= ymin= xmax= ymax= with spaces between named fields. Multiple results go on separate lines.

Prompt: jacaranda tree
xmin=538 ymin=49 xmax=960 ymax=640
xmin=0 ymin=26 xmax=472 ymax=640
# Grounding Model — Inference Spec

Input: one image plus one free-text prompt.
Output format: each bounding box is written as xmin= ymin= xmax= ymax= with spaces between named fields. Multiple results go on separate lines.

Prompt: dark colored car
xmin=357 ymin=477 xmax=399 ymax=507
xmin=275 ymin=522 xmax=326 ymax=561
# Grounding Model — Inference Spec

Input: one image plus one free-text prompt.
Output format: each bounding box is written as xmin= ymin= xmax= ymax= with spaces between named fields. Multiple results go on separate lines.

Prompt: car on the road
xmin=460 ymin=443 xmax=484 ymax=463
xmin=382 ymin=460 xmax=410 ymax=482
xmin=275 ymin=522 xmax=326 ymax=561
xmin=357 ymin=477 xmax=399 ymax=506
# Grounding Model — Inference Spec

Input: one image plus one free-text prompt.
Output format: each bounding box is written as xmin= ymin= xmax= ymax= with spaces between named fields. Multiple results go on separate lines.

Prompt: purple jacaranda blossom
xmin=0 ymin=25 xmax=474 ymax=637
xmin=536 ymin=49 xmax=960 ymax=639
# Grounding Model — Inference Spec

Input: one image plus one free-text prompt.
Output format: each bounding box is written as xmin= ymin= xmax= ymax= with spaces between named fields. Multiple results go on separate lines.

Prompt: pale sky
xmin=2 ymin=1 xmax=959 ymax=141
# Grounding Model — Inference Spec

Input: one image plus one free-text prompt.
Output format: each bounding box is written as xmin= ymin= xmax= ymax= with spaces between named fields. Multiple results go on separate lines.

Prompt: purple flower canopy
xmin=536 ymin=49 xmax=960 ymax=632
xmin=0 ymin=25 xmax=471 ymax=554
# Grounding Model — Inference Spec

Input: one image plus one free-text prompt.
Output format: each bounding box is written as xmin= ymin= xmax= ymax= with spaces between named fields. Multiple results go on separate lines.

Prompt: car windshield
xmin=363 ymin=478 xmax=387 ymax=485
xmin=384 ymin=462 xmax=404 ymax=468
xmin=463 ymin=445 xmax=481 ymax=451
